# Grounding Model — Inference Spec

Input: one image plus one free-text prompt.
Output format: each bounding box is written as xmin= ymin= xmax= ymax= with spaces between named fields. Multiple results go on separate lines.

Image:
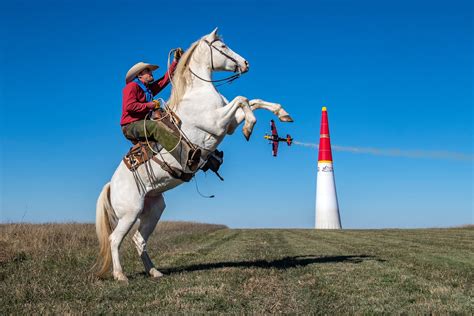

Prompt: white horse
xmin=95 ymin=28 xmax=293 ymax=282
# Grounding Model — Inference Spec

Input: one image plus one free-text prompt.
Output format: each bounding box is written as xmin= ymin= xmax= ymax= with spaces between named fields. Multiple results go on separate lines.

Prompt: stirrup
xmin=187 ymin=148 xmax=201 ymax=172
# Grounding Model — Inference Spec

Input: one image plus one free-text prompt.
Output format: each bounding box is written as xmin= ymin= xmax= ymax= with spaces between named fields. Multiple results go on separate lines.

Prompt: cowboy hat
xmin=125 ymin=62 xmax=159 ymax=83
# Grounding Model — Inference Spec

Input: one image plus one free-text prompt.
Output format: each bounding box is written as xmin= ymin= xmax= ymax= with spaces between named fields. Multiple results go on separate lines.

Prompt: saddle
xmin=123 ymin=142 xmax=194 ymax=182
xmin=123 ymin=142 xmax=155 ymax=171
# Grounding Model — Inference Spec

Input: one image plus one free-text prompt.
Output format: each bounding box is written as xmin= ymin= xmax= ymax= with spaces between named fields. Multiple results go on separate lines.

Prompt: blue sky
xmin=1 ymin=0 xmax=472 ymax=228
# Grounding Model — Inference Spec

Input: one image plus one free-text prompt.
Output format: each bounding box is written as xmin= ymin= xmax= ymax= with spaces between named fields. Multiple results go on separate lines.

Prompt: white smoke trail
xmin=293 ymin=141 xmax=473 ymax=161
xmin=293 ymin=141 xmax=319 ymax=149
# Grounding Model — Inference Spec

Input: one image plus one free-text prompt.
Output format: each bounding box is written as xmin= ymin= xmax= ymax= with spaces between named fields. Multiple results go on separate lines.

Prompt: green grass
xmin=1 ymin=222 xmax=473 ymax=313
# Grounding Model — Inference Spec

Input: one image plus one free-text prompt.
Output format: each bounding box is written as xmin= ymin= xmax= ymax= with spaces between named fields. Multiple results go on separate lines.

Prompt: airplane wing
xmin=271 ymin=120 xmax=278 ymax=137
xmin=272 ymin=140 xmax=279 ymax=157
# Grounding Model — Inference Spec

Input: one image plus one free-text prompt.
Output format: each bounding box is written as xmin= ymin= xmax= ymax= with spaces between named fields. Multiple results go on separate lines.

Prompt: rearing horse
xmin=95 ymin=28 xmax=293 ymax=282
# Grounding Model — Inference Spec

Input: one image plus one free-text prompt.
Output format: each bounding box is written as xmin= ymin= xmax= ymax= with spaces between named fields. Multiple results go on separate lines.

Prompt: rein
xmin=189 ymin=39 xmax=243 ymax=86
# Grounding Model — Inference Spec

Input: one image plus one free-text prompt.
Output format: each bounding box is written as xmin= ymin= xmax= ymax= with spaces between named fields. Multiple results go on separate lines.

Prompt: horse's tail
xmin=93 ymin=182 xmax=117 ymax=278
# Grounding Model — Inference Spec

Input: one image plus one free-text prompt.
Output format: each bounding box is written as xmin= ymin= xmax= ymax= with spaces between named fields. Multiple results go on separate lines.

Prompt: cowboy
xmin=121 ymin=49 xmax=201 ymax=172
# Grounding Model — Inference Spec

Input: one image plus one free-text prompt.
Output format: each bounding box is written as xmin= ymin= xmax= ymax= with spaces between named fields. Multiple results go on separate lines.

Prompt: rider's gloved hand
xmin=174 ymin=48 xmax=183 ymax=61
xmin=152 ymin=99 xmax=161 ymax=109
xmin=146 ymin=100 xmax=161 ymax=112
xmin=150 ymin=100 xmax=162 ymax=120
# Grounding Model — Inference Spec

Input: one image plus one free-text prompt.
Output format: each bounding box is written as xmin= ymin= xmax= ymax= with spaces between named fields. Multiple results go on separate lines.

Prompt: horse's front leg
xmin=226 ymin=99 xmax=293 ymax=135
xmin=197 ymin=96 xmax=256 ymax=140
xmin=249 ymin=99 xmax=293 ymax=122
xmin=217 ymin=96 xmax=256 ymax=140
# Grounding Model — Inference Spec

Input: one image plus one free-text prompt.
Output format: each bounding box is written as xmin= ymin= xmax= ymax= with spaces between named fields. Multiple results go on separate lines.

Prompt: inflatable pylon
xmin=315 ymin=107 xmax=342 ymax=229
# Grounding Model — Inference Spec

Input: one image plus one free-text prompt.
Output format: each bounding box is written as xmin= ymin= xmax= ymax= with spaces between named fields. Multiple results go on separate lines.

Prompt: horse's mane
xmin=167 ymin=40 xmax=200 ymax=110
xmin=168 ymin=34 xmax=222 ymax=110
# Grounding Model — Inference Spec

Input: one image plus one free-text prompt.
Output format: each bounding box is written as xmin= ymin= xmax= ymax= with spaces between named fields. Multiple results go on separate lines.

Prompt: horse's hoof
xmin=279 ymin=115 xmax=294 ymax=122
xmin=243 ymin=128 xmax=251 ymax=141
xmin=149 ymin=268 xmax=164 ymax=278
xmin=114 ymin=272 xmax=129 ymax=283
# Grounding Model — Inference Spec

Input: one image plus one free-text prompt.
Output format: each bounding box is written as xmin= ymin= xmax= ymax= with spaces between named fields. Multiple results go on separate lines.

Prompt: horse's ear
xmin=206 ymin=27 xmax=219 ymax=41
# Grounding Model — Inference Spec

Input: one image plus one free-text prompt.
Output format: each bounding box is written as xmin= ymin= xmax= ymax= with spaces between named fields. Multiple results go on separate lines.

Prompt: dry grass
xmin=1 ymin=222 xmax=473 ymax=314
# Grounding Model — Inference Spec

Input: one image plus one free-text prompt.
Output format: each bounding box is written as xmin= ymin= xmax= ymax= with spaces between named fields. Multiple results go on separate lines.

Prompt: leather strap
xmin=151 ymin=156 xmax=194 ymax=182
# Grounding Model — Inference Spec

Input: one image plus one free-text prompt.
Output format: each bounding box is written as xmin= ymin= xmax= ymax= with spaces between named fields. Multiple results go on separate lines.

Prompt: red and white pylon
xmin=315 ymin=107 xmax=342 ymax=229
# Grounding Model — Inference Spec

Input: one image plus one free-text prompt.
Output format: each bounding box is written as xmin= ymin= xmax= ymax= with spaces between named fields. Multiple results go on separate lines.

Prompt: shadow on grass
xmin=160 ymin=255 xmax=384 ymax=275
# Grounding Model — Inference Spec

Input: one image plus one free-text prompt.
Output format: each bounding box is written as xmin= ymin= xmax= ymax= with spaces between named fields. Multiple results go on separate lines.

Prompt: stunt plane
xmin=264 ymin=120 xmax=293 ymax=157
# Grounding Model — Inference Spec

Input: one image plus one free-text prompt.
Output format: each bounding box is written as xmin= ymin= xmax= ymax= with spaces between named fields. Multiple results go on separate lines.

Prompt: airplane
xmin=264 ymin=119 xmax=293 ymax=157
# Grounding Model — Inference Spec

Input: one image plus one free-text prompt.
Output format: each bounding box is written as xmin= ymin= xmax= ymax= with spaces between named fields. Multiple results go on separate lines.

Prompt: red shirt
xmin=120 ymin=61 xmax=177 ymax=126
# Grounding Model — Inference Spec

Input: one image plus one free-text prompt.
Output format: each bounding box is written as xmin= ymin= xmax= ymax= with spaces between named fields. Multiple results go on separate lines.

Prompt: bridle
xmin=189 ymin=39 xmax=243 ymax=86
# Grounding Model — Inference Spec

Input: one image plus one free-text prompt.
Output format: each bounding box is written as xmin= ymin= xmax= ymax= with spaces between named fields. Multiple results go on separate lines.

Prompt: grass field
xmin=1 ymin=222 xmax=473 ymax=313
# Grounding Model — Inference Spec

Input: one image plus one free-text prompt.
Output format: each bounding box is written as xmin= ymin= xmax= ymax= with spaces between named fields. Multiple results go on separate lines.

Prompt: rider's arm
xmin=150 ymin=60 xmax=178 ymax=96
xmin=122 ymin=83 xmax=155 ymax=113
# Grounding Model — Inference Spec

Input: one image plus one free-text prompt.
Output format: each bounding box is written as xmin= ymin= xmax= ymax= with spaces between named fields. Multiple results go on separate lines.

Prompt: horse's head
xmin=199 ymin=28 xmax=249 ymax=73
xmin=168 ymin=29 xmax=250 ymax=109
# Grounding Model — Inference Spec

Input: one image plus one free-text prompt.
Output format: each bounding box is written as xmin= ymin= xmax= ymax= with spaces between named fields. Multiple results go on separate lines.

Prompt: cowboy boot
xmin=175 ymin=139 xmax=202 ymax=172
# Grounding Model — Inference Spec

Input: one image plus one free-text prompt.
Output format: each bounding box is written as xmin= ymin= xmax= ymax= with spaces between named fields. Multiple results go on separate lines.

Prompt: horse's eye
xmin=221 ymin=45 xmax=226 ymax=49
